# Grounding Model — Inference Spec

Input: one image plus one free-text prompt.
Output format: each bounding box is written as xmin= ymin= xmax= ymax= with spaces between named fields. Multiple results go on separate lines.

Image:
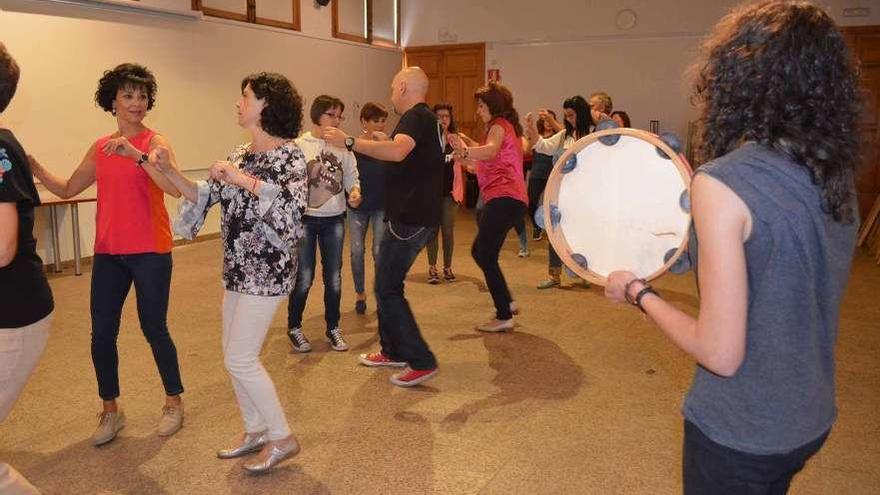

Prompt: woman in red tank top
xmin=450 ymin=82 xmax=528 ymax=333
xmin=30 ymin=63 xmax=186 ymax=446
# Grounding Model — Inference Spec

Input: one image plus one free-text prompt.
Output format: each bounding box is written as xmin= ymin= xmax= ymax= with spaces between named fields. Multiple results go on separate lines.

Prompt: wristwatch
xmin=344 ymin=136 xmax=355 ymax=152
xmin=136 ymin=153 xmax=149 ymax=166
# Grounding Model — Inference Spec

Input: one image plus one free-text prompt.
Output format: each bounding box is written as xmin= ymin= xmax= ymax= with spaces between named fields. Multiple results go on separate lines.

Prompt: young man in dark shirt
xmin=323 ymin=67 xmax=443 ymax=387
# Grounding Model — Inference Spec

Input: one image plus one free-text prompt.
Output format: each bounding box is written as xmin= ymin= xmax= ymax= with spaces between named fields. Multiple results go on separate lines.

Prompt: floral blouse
xmin=174 ymin=141 xmax=308 ymax=296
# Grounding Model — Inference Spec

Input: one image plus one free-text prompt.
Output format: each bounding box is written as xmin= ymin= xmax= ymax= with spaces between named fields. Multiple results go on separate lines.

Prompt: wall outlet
xmin=842 ymin=7 xmax=870 ymax=17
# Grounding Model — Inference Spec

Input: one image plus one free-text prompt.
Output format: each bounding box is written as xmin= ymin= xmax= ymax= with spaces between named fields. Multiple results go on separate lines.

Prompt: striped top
xmin=94 ymin=128 xmax=172 ymax=254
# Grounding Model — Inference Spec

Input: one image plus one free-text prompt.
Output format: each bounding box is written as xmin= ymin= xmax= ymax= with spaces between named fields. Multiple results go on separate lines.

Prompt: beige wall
xmin=0 ymin=0 xmax=402 ymax=265
xmin=402 ymin=0 xmax=877 ymax=145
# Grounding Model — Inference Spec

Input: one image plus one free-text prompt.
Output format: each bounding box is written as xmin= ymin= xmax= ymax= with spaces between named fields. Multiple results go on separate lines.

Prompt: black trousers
xmin=471 ymin=197 xmax=526 ymax=320
xmin=527 ymin=177 xmax=548 ymax=232
xmin=91 ymin=253 xmax=183 ymax=400
xmin=683 ymin=420 xmax=829 ymax=495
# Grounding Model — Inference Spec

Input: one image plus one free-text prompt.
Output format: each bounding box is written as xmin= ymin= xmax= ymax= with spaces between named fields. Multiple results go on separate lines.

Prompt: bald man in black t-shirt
xmin=324 ymin=67 xmax=444 ymax=387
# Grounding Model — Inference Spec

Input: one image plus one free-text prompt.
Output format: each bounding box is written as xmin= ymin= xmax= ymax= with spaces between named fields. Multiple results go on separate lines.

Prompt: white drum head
xmin=542 ymin=128 xmax=692 ymax=285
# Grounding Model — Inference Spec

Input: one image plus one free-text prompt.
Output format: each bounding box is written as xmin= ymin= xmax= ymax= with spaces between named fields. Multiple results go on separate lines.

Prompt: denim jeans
xmin=288 ymin=214 xmax=345 ymax=331
xmin=375 ymin=221 xmax=438 ymax=370
xmin=91 ymin=253 xmax=183 ymax=400
xmin=426 ymin=196 xmax=458 ymax=268
xmin=472 ymin=197 xmax=526 ymax=320
xmin=348 ymin=208 xmax=386 ymax=295
xmin=683 ymin=420 xmax=829 ymax=495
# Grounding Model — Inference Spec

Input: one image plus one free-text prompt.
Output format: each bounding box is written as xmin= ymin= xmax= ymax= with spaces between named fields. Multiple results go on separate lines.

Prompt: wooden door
xmin=843 ymin=27 xmax=880 ymax=224
xmin=404 ymin=43 xmax=486 ymax=141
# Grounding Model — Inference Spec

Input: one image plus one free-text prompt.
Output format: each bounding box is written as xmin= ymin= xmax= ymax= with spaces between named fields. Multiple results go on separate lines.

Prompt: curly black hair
xmin=95 ymin=63 xmax=157 ymax=113
xmin=693 ymin=0 xmax=861 ymax=223
xmin=241 ymin=72 xmax=303 ymax=139
xmin=0 ymin=42 xmax=20 ymax=114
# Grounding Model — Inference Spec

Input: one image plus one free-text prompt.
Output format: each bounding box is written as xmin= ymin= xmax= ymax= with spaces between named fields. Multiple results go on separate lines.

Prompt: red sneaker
xmin=358 ymin=352 xmax=407 ymax=368
xmin=390 ymin=367 xmax=438 ymax=387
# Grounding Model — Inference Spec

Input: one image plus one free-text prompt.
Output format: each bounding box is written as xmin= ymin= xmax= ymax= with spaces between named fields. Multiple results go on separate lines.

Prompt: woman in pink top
xmin=30 ymin=63 xmax=186 ymax=446
xmin=450 ymin=82 xmax=527 ymax=332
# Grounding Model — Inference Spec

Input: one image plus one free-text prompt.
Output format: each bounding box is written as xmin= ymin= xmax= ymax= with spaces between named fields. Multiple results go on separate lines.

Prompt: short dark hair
xmin=310 ymin=95 xmax=344 ymax=125
xmin=474 ymin=83 xmax=523 ymax=137
xmin=432 ymin=102 xmax=457 ymax=133
xmin=693 ymin=0 xmax=861 ymax=223
xmin=95 ymin=63 xmax=157 ymax=114
xmin=241 ymin=72 xmax=303 ymax=139
xmin=610 ymin=110 xmax=631 ymax=128
xmin=360 ymin=101 xmax=388 ymax=122
xmin=0 ymin=42 xmax=20 ymax=114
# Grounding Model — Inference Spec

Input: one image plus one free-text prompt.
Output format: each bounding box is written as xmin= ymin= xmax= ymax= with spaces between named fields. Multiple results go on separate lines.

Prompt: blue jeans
xmin=91 ymin=253 xmax=183 ymax=400
xmin=287 ymin=214 xmax=345 ymax=331
xmin=375 ymin=221 xmax=438 ymax=370
xmin=348 ymin=208 xmax=386 ymax=295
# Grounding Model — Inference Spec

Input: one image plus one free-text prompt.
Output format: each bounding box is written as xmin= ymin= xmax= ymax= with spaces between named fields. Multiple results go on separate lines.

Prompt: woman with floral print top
xmin=153 ymin=72 xmax=307 ymax=474
xmin=175 ymin=141 xmax=306 ymax=296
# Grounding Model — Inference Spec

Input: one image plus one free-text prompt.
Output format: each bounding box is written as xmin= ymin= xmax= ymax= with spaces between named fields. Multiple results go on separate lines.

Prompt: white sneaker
xmin=92 ymin=410 xmax=125 ymax=446
xmin=476 ymin=318 xmax=515 ymax=332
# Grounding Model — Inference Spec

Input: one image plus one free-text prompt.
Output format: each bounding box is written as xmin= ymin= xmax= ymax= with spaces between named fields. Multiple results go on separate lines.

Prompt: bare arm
xmin=605 ymin=173 xmax=751 ymax=376
xmin=452 ymin=124 xmax=504 ymax=161
xmin=0 ymin=202 xmax=17 ymax=267
xmin=458 ymin=132 xmax=479 ymax=147
xmin=353 ymin=134 xmax=416 ymax=163
xmin=28 ymin=145 xmax=97 ymax=199
xmin=524 ymin=113 xmax=539 ymax=149
xmin=150 ymin=146 xmax=199 ymax=202
xmin=322 ymin=127 xmax=416 ymax=163
xmin=143 ymin=135 xmax=181 ymax=198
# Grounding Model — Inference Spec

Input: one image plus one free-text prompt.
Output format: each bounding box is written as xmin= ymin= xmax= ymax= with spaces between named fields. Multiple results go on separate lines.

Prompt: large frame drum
xmin=541 ymin=127 xmax=693 ymax=286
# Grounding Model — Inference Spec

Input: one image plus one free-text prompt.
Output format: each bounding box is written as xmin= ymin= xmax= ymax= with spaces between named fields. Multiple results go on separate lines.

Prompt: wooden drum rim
xmin=541 ymin=128 xmax=693 ymax=286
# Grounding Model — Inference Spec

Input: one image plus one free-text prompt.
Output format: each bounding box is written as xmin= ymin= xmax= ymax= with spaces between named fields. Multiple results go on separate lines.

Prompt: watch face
xmin=345 ymin=137 xmax=355 ymax=149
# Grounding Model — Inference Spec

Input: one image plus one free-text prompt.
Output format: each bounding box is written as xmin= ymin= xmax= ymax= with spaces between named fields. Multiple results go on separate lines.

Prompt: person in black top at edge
xmin=324 ymin=67 xmax=443 ymax=387
xmin=0 ymin=42 xmax=53 ymax=495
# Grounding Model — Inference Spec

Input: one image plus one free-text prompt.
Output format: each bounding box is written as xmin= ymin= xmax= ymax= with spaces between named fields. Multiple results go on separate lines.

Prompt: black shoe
xmin=532 ymin=229 xmax=544 ymax=241
xmin=287 ymin=327 xmax=312 ymax=352
xmin=355 ymin=300 xmax=367 ymax=315
xmin=326 ymin=328 xmax=350 ymax=351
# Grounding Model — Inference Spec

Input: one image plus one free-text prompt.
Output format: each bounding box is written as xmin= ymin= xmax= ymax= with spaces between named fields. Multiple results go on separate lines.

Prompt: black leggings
xmin=471 ymin=197 xmax=527 ymax=320
xmin=527 ymin=177 xmax=548 ymax=232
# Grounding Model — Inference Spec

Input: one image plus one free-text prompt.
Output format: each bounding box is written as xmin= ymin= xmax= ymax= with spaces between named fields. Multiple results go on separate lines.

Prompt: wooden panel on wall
xmin=195 ymin=0 xmax=248 ymax=21
xmin=404 ymin=43 xmax=485 ymax=141
xmin=255 ymin=1 xmax=300 ymax=30
xmin=843 ymin=27 xmax=880 ymax=225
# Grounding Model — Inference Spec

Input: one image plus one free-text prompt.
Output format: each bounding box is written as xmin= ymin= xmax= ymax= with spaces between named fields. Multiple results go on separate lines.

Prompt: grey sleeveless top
xmin=683 ymin=142 xmax=857 ymax=454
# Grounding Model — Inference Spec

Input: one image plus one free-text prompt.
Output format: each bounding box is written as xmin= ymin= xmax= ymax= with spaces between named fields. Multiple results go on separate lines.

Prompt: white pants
xmin=1 ymin=313 xmax=52 ymax=495
xmin=222 ymin=291 xmax=291 ymax=441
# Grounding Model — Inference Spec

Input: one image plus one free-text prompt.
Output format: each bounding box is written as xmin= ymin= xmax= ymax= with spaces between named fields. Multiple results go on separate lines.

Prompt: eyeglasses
xmin=323 ymin=112 xmax=345 ymax=121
